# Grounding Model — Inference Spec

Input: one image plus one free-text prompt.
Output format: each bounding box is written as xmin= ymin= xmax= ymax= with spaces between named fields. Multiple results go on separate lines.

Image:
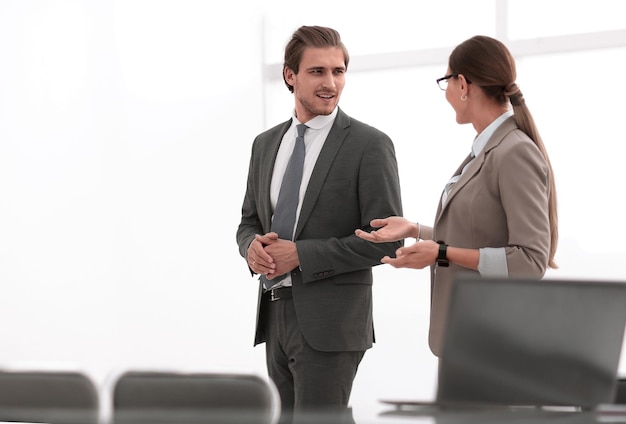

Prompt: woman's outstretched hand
xmin=355 ymin=216 xmax=417 ymax=243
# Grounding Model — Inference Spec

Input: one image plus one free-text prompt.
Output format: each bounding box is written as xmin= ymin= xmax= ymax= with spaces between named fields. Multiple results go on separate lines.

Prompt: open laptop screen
xmin=436 ymin=276 xmax=626 ymax=410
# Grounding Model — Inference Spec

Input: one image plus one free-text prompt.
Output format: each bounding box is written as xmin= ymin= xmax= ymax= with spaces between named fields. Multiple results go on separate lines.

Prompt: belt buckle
xmin=269 ymin=289 xmax=280 ymax=302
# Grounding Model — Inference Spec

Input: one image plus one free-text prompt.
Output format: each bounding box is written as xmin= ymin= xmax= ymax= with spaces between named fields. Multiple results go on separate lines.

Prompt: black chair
xmin=110 ymin=370 xmax=279 ymax=424
xmin=0 ymin=369 xmax=99 ymax=424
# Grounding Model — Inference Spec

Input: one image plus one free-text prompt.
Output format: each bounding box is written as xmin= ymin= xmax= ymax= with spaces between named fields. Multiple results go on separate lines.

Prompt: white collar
xmin=472 ymin=110 xmax=513 ymax=157
xmin=292 ymin=107 xmax=338 ymax=130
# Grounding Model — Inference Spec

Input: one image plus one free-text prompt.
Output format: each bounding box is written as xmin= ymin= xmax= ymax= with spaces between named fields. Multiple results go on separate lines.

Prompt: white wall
xmin=0 ymin=0 xmax=269 ymax=377
xmin=1 ymin=1 xmax=625 ymax=422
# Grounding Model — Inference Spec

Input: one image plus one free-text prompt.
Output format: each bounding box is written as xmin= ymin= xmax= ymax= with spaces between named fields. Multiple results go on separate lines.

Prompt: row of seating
xmin=1 ymin=368 xmax=623 ymax=424
xmin=0 ymin=369 xmax=280 ymax=424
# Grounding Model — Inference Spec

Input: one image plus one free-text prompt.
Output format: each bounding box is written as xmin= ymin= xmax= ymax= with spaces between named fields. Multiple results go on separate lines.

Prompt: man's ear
xmin=284 ymin=67 xmax=295 ymax=85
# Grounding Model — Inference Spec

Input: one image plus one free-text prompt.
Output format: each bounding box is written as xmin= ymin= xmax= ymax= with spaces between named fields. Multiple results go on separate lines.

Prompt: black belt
xmin=264 ymin=286 xmax=292 ymax=302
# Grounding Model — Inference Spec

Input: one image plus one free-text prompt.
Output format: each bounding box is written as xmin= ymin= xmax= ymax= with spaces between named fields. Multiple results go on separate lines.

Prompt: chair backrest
xmin=110 ymin=370 xmax=279 ymax=424
xmin=0 ymin=370 xmax=99 ymax=424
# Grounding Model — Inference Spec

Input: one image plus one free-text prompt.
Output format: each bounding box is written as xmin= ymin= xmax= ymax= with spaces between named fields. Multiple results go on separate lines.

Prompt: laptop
xmin=381 ymin=276 xmax=626 ymax=412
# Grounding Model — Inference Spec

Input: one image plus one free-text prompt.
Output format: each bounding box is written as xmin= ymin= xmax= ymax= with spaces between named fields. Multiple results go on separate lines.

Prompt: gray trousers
xmin=263 ymin=295 xmax=365 ymax=424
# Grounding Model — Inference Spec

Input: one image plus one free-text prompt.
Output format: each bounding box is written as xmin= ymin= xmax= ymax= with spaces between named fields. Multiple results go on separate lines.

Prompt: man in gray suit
xmin=236 ymin=26 xmax=402 ymax=423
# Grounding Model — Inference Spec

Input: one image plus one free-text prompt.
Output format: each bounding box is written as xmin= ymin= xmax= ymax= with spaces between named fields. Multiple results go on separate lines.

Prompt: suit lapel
xmin=436 ymin=117 xmax=519 ymax=222
xmin=437 ymin=152 xmax=478 ymax=218
xmin=261 ymin=120 xmax=292 ymax=230
xmin=294 ymin=109 xmax=350 ymax=239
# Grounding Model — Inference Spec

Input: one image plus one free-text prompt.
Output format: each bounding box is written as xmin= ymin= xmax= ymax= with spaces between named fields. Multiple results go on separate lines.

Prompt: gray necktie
xmin=262 ymin=124 xmax=307 ymax=289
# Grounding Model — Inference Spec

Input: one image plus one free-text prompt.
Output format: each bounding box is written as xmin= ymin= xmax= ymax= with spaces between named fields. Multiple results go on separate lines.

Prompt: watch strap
xmin=436 ymin=240 xmax=449 ymax=267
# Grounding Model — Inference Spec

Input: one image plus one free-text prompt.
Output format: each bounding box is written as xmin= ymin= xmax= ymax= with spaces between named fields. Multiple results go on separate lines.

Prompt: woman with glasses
xmin=355 ymin=35 xmax=558 ymax=356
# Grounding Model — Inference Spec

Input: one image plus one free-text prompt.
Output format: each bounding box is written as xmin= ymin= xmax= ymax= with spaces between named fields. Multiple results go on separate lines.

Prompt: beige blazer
xmin=429 ymin=116 xmax=551 ymax=356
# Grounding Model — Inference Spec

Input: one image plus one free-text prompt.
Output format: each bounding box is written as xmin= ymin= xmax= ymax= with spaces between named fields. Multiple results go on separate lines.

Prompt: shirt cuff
xmin=478 ymin=247 xmax=509 ymax=277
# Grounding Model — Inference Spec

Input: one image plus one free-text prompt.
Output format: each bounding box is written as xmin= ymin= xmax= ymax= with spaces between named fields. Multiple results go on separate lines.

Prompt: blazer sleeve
xmin=296 ymin=126 xmax=404 ymax=283
xmin=236 ymin=122 xmax=289 ymax=262
xmin=499 ymin=133 xmax=551 ymax=276
xmin=236 ymin=143 xmax=260 ymax=262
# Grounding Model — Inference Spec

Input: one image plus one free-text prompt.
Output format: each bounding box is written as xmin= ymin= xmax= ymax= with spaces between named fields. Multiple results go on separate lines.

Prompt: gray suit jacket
xmin=237 ymin=108 xmax=403 ymax=352
xmin=429 ymin=116 xmax=551 ymax=356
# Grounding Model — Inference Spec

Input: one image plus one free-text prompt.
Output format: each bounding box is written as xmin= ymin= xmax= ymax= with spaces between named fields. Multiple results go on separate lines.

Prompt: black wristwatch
xmin=436 ymin=241 xmax=449 ymax=267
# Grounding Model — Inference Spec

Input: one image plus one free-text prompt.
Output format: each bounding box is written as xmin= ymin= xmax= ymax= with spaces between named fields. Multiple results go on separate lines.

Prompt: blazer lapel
xmin=436 ymin=117 xmax=519 ymax=223
xmin=294 ymin=109 xmax=350 ymax=239
xmin=261 ymin=120 xmax=292 ymax=230
xmin=436 ymin=152 xmax=477 ymax=220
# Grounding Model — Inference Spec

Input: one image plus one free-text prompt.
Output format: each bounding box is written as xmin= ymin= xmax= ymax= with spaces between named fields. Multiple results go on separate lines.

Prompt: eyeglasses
xmin=436 ymin=73 xmax=472 ymax=90
xmin=436 ymin=73 xmax=459 ymax=91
